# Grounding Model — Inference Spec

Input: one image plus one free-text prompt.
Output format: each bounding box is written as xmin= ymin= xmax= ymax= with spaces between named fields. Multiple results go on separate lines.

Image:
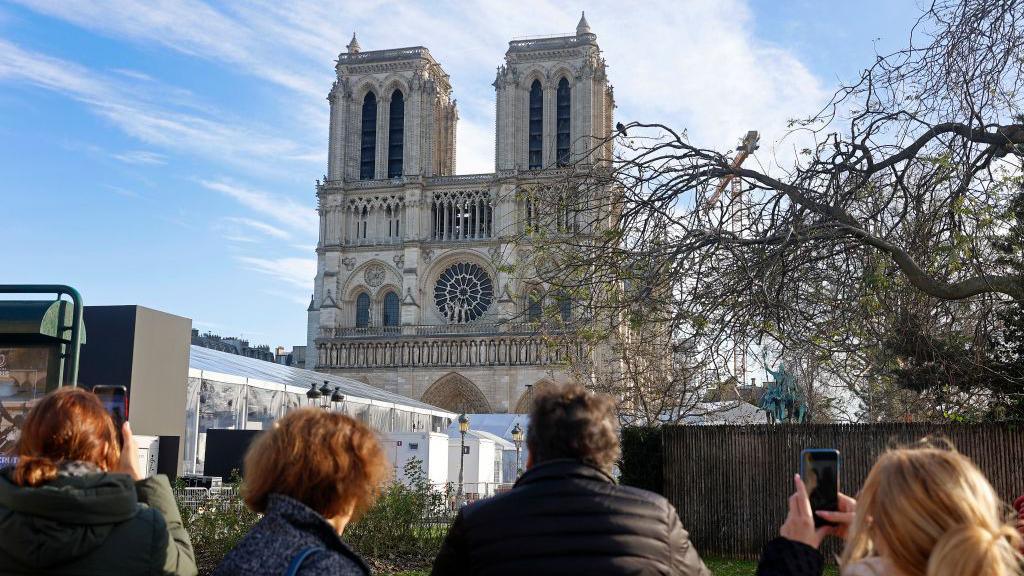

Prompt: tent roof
xmin=188 ymin=345 xmax=453 ymax=417
xmin=446 ymin=413 xmax=529 ymax=445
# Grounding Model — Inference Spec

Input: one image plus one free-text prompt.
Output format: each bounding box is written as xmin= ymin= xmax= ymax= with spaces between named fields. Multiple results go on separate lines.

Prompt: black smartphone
xmin=800 ymin=448 xmax=840 ymax=527
xmin=92 ymin=385 xmax=128 ymax=445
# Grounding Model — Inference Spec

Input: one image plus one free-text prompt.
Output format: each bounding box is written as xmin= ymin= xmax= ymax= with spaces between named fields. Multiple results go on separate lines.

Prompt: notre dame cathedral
xmin=306 ymin=13 xmax=614 ymax=414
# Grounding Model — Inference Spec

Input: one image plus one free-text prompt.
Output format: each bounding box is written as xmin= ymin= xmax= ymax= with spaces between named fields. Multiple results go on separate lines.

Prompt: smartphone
xmin=800 ymin=448 xmax=840 ymax=527
xmin=92 ymin=385 xmax=128 ymax=444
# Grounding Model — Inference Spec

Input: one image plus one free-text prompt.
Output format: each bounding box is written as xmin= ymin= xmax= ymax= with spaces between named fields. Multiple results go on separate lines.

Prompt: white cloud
xmin=220 ymin=216 xmax=292 ymax=240
xmin=0 ymin=38 xmax=319 ymax=171
xmin=235 ymin=255 xmax=316 ymax=290
xmin=201 ymin=179 xmax=318 ymax=232
xmin=104 ymin=184 xmax=142 ymax=199
xmin=11 ymin=0 xmax=827 ymax=175
xmin=112 ymin=150 xmax=166 ymax=165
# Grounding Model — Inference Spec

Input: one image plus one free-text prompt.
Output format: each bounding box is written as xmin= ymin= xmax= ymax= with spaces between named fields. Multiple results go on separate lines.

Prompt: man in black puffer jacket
xmin=431 ymin=383 xmax=710 ymax=576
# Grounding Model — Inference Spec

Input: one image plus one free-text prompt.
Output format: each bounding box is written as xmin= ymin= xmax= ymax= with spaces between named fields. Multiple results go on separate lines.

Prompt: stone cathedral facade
xmin=307 ymin=14 xmax=615 ymax=414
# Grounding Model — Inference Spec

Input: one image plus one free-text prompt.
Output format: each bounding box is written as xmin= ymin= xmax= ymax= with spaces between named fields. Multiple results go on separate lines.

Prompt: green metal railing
xmin=0 ymin=285 xmax=84 ymax=386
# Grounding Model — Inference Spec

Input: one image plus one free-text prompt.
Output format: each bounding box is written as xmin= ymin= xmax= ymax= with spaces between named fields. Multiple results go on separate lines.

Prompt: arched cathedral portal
xmin=421 ymin=373 xmax=492 ymax=414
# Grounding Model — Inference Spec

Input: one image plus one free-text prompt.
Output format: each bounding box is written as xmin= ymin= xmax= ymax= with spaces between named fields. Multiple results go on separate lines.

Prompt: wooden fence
xmin=662 ymin=423 xmax=1024 ymax=560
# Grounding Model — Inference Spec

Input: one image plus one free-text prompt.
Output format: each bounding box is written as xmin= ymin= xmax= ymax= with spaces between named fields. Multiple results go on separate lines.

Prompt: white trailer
xmin=383 ymin=430 xmax=449 ymax=487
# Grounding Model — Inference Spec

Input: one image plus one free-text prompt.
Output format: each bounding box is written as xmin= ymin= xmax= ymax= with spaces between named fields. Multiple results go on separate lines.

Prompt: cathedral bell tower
xmin=493 ymin=12 xmax=614 ymax=171
xmin=326 ymin=35 xmax=458 ymax=181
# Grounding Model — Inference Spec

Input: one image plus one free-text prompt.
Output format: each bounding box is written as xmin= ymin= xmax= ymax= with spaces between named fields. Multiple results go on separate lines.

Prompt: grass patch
xmin=705 ymin=557 xmax=838 ymax=575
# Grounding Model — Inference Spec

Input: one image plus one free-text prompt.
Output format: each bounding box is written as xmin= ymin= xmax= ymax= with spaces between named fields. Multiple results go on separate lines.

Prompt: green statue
xmin=758 ymin=360 xmax=808 ymax=424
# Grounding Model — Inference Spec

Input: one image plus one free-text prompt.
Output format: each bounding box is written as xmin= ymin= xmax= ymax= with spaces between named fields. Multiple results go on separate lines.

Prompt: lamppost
xmin=456 ymin=413 xmax=469 ymax=507
xmin=318 ymin=381 xmax=332 ymax=410
xmin=330 ymin=386 xmax=344 ymax=412
xmin=510 ymin=422 xmax=524 ymax=477
xmin=305 ymin=382 xmax=321 ymax=407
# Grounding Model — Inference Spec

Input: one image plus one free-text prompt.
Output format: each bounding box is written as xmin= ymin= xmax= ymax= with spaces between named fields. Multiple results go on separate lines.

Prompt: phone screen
xmin=801 ymin=449 xmax=840 ymax=527
xmin=92 ymin=386 xmax=128 ymax=443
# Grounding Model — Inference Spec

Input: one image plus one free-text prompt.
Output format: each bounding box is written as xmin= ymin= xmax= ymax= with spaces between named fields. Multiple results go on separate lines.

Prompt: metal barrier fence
xmin=662 ymin=423 xmax=1024 ymax=560
xmin=173 ymin=482 xmax=516 ymax=516
xmin=173 ymin=486 xmax=246 ymax=515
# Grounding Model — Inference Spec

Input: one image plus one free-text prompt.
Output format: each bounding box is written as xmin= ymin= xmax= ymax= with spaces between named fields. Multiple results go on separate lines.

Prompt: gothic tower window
xmin=360 ymin=92 xmax=377 ymax=180
xmin=356 ymin=293 xmax=371 ymax=327
xmin=556 ymin=77 xmax=571 ymax=165
xmin=388 ymin=90 xmax=404 ymax=178
xmin=528 ymin=80 xmax=543 ymax=169
xmin=382 ymin=291 xmax=400 ymax=326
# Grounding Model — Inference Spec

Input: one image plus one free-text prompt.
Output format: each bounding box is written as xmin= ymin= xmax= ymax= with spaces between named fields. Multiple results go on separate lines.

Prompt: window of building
xmin=434 ymin=263 xmax=494 ymax=323
xmin=385 ymin=205 xmax=401 ymax=240
xmin=556 ymin=77 xmax=571 ymax=165
xmin=382 ymin=291 xmax=400 ymax=326
xmin=356 ymin=293 xmax=370 ymax=327
xmin=528 ymin=80 xmax=543 ymax=170
xmin=558 ymin=293 xmax=572 ymax=322
xmin=527 ymin=293 xmax=542 ymax=322
xmin=360 ymin=92 xmax=377 ymax=180
xmin=388 ymin=90 xmax=404 ymax=178
xmin=431 ymin=190 xmax=492 ymax=240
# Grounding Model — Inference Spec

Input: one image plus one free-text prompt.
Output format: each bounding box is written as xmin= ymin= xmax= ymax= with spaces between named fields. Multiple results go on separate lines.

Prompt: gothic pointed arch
xmin=556 ymin=76 xmax=571 ymax=165
xmin=387 ymin=89 xmax=404 ymax=178
xmin=360 ymin=91 xmax=378 ymax=179
xmin=514 ymin=378 xmax=557 ymax=413
xmin=528 ymin=79 xmax=543 ymax=169
xmin=422 ymin=373 xmax=491 ymax=413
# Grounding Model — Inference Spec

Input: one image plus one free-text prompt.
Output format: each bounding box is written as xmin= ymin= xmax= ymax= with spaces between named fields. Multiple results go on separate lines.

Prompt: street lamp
xmin=510 ymin=422 xmax=524 ymax=477
xmin=305 ymin=382 xmax=321 ymax=407
xmin=318 ymin=381 xmax=332 ymax=410
xmin=330 ymin=386 xmax=345 ymax=412
xmin=457 ymin=413 xmax=469 ymax=507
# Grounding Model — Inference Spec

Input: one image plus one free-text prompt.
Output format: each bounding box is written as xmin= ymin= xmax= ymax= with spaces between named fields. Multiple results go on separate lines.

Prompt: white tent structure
xmin=185 ymin=346 xmax=454 ymax=475
xmin=446 ymin=429 xmax=512 ymax=498
xmin=446 ymin=414 xmax=528 ymax=481
xmin=679 ymin=401 xmax=768 ymax=425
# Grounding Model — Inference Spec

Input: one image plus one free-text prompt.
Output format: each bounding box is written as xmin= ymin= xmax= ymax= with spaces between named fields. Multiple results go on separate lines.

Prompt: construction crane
xmin=705 ymin=130 xmax=760 ymax=211
xmin=704 ymin=130 xmax=760 ymax=381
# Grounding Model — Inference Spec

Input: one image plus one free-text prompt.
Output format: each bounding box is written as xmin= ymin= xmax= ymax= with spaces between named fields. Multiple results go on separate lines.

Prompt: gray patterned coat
xmin=213 ymin=494 xmax=369 ymax=576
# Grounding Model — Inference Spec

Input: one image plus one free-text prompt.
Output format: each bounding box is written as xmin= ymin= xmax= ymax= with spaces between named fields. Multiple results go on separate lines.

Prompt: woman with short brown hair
xmin=214 ymin=408 xmax=389 ymax=576
xmin=0 ymin=387 xmax=197 ymax=575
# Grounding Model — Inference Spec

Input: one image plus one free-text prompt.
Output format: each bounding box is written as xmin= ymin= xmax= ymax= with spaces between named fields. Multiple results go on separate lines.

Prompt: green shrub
xmin=619 ymin=426 xmax=663 ymax=494
xmin=177 ymin=481 xmax=260 ymax=575
xmin=176 ymin=459 xmax=453 ymax=575
xmin=346 ymin=458 xmax=453 ymax=573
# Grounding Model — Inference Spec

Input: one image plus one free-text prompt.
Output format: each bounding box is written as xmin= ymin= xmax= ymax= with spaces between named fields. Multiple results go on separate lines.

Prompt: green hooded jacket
xmin=0 ymin=470 xmax=197 ymax=576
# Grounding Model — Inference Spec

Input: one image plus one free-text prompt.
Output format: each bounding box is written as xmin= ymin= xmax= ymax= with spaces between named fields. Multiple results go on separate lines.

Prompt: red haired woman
xmin=0 ymin=387 xmax=197 ymax=575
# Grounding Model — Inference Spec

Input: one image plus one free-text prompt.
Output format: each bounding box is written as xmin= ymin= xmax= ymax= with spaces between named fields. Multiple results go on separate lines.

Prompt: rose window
xmin=433 ymin=263 xmax=494 ymax=323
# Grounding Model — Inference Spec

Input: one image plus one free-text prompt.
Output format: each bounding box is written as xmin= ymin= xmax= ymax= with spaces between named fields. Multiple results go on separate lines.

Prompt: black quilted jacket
xmin=431 ymin=459 xmax=711 ymax=576
xmin=756 ymin=537 xmax=825 ymax=576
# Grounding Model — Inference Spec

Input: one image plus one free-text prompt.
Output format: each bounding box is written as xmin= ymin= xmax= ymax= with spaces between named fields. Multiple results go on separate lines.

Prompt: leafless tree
xmin=510 ymin=0 xmax=1024 ymax=421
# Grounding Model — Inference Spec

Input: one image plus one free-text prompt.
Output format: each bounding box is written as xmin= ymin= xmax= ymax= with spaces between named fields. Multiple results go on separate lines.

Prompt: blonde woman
xmin=757 ymin=444 xmax=1022 ymax=576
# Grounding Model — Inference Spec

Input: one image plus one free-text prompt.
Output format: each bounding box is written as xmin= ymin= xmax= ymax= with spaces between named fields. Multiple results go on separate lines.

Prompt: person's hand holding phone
xmin=780 ymin=474 xmax=832 ymax=548
xmin=780 ymin=475 xmax=858 ymax=548
xmin=816 ymin=492 xmax=857 ymax=539
xmin=113 ymin=421 xmax=143 ymax=481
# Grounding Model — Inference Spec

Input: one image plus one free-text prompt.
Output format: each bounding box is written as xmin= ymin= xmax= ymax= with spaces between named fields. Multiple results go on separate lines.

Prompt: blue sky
xmin=0 ymin=0 xmax=921 ymax=348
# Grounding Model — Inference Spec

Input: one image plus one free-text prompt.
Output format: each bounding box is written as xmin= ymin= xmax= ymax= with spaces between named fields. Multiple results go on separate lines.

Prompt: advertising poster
xmin=0 ymin=346 xmax=52 ymax=460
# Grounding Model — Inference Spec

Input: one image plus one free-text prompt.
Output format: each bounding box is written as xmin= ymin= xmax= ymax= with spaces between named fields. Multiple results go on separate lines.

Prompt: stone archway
xmin=514 ymin=378 xmax=557 ymax=413
xmin=422 ymin=373 xmax=492 ymax=414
